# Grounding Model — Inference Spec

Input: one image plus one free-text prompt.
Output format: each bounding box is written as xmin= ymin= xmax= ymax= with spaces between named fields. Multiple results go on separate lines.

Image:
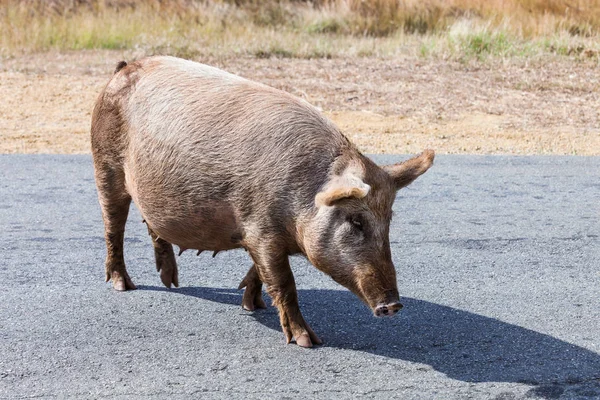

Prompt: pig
xmin=91 ymin=56 xmax=434 ymax=347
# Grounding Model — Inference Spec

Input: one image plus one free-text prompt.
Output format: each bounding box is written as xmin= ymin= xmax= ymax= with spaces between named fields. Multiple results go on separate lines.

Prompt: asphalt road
xmin=1 ymin=154 xmax=599 ymax=399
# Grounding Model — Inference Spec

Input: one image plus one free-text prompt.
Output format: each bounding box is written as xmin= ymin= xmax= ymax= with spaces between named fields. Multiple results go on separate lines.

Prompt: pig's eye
xmin=348 ymin=216 xmax=364 ymax=232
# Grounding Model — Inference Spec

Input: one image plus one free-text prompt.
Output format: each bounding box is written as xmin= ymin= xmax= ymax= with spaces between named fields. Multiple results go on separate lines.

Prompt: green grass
xmin=1 ymin=0 xmax=600 ymax=61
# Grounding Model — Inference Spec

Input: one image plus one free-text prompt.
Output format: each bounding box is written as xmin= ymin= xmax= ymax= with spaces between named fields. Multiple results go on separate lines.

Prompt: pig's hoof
xmin=241 ymin=291 xmax=267 ymax=311
xmin=282 ymin=320 xmax=322 ymax=348
xmin=238 ymin=281 xmax=267 ymax=311
xmin=294 ymin=333 xmax=320 ymax=348
xmin=290 ymin=331 xmax=323 ymax=348
xmin=108 ymin=270 xmax=136 ymax=291
xmin=238 ymin=274 xmax=266 ymax=311
xmin=159 ymin=262 xmax=179 ymax=288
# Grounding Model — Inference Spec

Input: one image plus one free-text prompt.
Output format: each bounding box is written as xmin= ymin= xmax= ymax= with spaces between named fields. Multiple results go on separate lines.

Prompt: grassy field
xmin=1 ymin=0 xmax=600 ymax=61
xmin=1 ymin=1 xmax=599 ymax=155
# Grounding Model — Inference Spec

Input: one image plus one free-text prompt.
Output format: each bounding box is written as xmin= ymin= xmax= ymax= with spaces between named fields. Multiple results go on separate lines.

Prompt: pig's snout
xmin=374 ymin=302 xmax=403 ymax=317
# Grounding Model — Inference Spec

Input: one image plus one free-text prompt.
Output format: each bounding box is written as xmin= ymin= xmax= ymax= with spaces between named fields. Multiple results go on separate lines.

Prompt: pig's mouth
xmin=373 ymin=302 xmax=403 ymax=317
xmin=330 ymin=269 xmax=402 ymax=317
xmin=352 ymin=285 xmax=403 ymax=317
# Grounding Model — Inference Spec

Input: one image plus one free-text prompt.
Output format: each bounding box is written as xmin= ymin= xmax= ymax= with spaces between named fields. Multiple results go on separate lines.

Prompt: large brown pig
xmin=91 ymin=56 xmax=434 ymax=347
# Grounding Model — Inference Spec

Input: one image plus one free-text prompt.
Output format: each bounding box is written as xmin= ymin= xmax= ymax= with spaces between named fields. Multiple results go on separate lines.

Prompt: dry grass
xmin=1 ymin=0 xmax=600 ymax=60
xmin=1 ymin=2 xmax=598 ymax=156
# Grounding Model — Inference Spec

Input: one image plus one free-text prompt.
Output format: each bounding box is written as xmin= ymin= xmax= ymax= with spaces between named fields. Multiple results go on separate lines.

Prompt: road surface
xmin=1 ymin=155 xmax=599 ymax=399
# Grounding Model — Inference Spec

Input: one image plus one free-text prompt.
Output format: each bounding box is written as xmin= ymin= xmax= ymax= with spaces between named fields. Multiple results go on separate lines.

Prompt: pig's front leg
xmin=238 ymin=264 xmax=267 ymax=311
xmin=251 ymin=251 xmax=322 ymax=347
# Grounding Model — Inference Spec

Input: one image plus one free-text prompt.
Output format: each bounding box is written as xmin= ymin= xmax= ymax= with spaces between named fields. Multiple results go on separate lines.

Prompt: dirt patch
xmin=1 ymin=50 xmax=598 ymax=154
xmin=329 ymin=111 xmax=593 ymax=154
xmin=0 ymin=71 xmax=102 ymax=153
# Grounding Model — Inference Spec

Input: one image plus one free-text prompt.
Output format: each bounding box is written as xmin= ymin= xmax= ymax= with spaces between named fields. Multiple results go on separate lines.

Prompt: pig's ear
xmin=384 ymin=149 xmax=435 ymax=190
xmin=315 ymin=173 xmax=371 ymax=207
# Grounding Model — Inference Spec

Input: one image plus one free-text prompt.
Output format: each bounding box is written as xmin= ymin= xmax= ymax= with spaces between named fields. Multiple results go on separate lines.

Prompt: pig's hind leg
xmin=94 ymin=164 xmax=136 ymax=291
xmin=146 ymin=226 xmax=179 ymax=288
xmin=238 ymin=264 xmax=267 ymax=311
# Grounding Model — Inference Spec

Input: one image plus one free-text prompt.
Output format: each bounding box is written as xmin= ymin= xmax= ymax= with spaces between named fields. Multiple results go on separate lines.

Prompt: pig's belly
xmin=129 ymin=185 xmax=243 ymax=252
xmin=124 ymin=144 xmax=245 ymax=252
xmin=142 ymin=201 xmax=242 ymax=252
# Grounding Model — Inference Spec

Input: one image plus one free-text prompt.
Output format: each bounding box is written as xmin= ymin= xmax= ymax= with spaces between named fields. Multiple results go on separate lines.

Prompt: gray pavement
xmin=0 ymin=154 xmax=599 ymax=399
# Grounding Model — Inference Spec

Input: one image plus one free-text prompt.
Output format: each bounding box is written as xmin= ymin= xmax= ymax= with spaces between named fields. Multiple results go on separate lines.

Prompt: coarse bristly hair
xmin=91 ymin=55 xmax=434 ymax=347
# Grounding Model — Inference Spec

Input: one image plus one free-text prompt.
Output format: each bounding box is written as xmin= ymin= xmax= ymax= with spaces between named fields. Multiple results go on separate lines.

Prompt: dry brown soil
xmin=1 ymin=50 xmax=599 ymax=155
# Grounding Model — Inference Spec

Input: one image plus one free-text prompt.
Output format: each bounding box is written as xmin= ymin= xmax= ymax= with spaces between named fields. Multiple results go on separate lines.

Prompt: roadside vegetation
xmin=1 ymin=0 xmax=600 ymax=61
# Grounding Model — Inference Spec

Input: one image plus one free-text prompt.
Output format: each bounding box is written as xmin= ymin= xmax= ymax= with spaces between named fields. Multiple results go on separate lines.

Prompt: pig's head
xmin=302 ymin=150 xmax=434 ymax=317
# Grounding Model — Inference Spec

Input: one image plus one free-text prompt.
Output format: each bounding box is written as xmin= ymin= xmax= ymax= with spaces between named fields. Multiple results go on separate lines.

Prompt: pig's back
xmin=117 ymin=56 xmax=352 ymax=249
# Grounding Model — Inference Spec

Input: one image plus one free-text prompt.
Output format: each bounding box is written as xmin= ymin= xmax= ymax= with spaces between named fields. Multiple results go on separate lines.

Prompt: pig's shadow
xmin=139 ymin=285 xmax=600 ymax=394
